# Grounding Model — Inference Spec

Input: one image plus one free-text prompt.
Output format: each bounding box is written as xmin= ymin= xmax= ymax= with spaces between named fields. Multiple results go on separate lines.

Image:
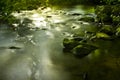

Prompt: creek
xmin=0 ymin=5 xmax=120 ymax=80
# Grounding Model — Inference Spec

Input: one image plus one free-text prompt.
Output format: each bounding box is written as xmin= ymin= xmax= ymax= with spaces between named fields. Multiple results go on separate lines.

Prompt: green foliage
xmin=45 ymin=0 xmax=103 ymax=6
xmin=101 ymin=0 xmax=120 ymax=5
xmin=94 ymin=0 xmax=120 ymax=25
xmin=0 ymin=0 xmax=43 ymax=24
xmin=46 ymin=0 xmax=82 ymax=6
xmin=0 ymin=0 xmax=43 ymax=14
xmin=95 ymin=5 xmax=120 ymax=26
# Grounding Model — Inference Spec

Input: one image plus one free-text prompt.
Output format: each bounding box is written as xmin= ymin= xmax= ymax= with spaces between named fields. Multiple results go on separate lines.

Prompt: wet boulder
xmin=78 ymin=17 xmax=95 ymax=22
xmin=90 ymin=32 xmax=114 ymax=41
xmin=72 ymin=44 xmax=98 ymax=58
xmin=100 ymin=25 xmax=114 ymax=36
xmin=71 ymin=13 xmax=82 ymax=16
xmin=63 ymin=37 xmax=84 ymax=52
xmin=95 ymin=32 xmax=110 ymax=39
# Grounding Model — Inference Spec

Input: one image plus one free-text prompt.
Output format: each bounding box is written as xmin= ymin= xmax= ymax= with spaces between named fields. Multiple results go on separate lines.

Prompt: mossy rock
xmin=100 ymin=25 xmax=115 ymax=36
xmin=90 ymin=32 xmax=113 ymax=41
xmin=63 ymin=37 xmax=85 ymax=52
xmin=72 ymin=44 xmax=98 ymax=58
xmin=78 ymin=17 xmax=95 ymax=22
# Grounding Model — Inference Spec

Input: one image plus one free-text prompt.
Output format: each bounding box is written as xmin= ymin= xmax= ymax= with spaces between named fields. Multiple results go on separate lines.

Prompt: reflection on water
xmin=0 ymin=5 xmax=120 ymax=80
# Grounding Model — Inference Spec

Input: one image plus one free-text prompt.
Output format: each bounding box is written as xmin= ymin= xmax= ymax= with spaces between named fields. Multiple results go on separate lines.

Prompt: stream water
xmin=0 ymin=5 xmax=120 ymax=80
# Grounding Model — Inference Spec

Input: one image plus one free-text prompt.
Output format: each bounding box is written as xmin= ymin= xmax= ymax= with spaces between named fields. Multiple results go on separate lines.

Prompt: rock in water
xmin=72 ymin=44 xmax=98 ymax=58
xmin=63 ymin=37 xmax=84 ymax=52
xmin=78 ymin=17 xmax=95 ymax=22
xmin=8 ymin=46 xmax=21 ymax=49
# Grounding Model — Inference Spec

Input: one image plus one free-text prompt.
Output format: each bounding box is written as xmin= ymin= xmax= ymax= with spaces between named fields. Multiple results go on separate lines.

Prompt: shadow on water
xmin=0 ymin=5 xmax=120 ymax=80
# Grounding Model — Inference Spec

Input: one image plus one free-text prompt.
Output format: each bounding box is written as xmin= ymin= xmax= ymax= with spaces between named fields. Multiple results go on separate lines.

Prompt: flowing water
xmin=0 ymin=5 xmax=120 ymax=80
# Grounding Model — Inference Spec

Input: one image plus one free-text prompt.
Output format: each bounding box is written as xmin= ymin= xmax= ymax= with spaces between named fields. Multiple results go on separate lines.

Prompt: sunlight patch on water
xmin=12 ymin=23 xmax=19 ymax=27
xmin=42 ymin=7 xmax=52 ymax=13
xmin=45 ymin=31 xmax=54 ymax=38
xmin=33 ymin=21 xmax=47 ymax=28
xmin=32 ymin=13 xmax=40 ymax=17
xmin=82 ymin=22 xmax=90 ymax=25
xmin=54 ymin=27 xmax=62 ymax=31
xmin=12 ymin=7 xmax=68 ymax=30
xmin=50 ymin=15 xmax=66 ymax=24
xmin=31 ymin=14 xmax=45 ymax=21
xmin=32 ymin=17 xmax=45 ymax=21
xmin=53 ymin=19 xmax=60 ymax=23
xmin=12 ymin=12 xmax=20 ymax=17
